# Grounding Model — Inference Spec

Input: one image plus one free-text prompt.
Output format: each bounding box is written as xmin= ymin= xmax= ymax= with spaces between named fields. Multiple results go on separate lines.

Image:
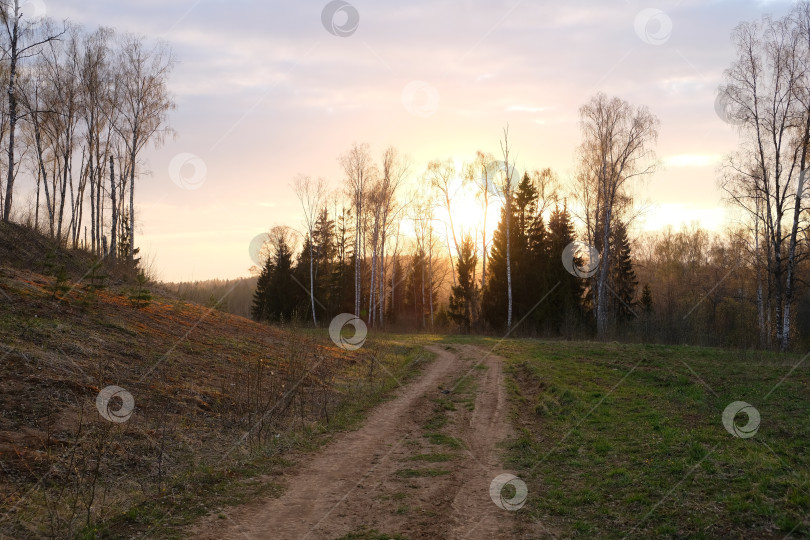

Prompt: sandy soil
xmin=189 ymin=344 xmax=527 ymax=539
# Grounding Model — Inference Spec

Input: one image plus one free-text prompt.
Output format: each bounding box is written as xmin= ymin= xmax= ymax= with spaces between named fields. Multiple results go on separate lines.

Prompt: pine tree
xmin=128 ymin=270 xmax=152 ymax=308
xmin=610 ymin=221 xmax=638 ymax=323
xmin=251 ymin=258 xmax=273 ymax=321
xmin=251 ymin=231 xmax=301 ymax=322
xmin=270 ymin=234 xmax=299 ymax=321
xmin=545 ymin=203 xmax=586 ymax=334
xmin=484 ymin=173 xmax=556 ymax=334
xmin=334 ymin=204 xmax=355 ymax=315
xmin=448 ymin=234 xmax=479 ymax=332
xmin=312 ymin=208 xmax=337 ymax=314
xmin=294 ymin=235 xmax=317 ymax=322
xmin=482 ymin=201 xmax=518 ymax=330
xmin=511 ymin=174 xmax=539 ymax=327
xmin=515 ymin=173 xmax=538 ymax=237
xmin=640 ymin=283 xmax=653 ymax=313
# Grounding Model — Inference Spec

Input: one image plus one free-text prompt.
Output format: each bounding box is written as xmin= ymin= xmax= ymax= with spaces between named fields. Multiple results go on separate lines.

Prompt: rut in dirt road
xmin=190 ymin=344 xmax=527 ymax=539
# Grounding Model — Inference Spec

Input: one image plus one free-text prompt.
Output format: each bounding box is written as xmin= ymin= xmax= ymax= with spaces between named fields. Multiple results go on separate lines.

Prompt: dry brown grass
xmin=0 ymin=258 xmax=397 ymax=539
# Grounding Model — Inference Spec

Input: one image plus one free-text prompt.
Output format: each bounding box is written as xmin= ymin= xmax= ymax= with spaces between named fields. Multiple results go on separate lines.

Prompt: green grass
xmin=423 ymin=433 xmax=464 ymax=449
xmin=450 ymin=373 xmax=478 ymax=411
xmin=395 ymin=468 xmax=451 ymax=478
xmin=408 ymin=453 xmax=455 ymax=462
xmin=336 ymin=529 xmax=409 ymax=540
xmin=488 ymin=339 xmax=810 ymax=539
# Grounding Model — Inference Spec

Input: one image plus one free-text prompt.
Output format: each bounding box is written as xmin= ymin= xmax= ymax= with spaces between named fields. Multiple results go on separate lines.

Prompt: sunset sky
xmin=44 ymin=0 xmax=795 ymax=282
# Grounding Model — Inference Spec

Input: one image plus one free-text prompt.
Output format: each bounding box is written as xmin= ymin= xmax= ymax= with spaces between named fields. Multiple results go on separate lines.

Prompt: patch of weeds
xmin=423 ymin=414 xmax=447 ymax=431
xmin=436 ymin=398 xmax=455 ymax=411
xmin=408 ymin=453 xmax=454 ymax=463
xmin=395 ymin=468 xmax=450 ymax=478
xmin=423 ymin=433 xmax=463 ymax=449
xmin=337 ymin=528 xmax=409 ymax=540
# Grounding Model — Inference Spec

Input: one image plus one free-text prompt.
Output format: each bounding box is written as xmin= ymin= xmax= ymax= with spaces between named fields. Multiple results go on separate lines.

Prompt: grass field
xmin=449 ymin=337 xmax=810 ymax=538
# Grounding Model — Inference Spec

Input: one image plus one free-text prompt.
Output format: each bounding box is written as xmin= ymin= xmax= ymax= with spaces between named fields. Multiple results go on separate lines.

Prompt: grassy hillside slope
xmin=0 ymin=223 xmax=428 ymax=539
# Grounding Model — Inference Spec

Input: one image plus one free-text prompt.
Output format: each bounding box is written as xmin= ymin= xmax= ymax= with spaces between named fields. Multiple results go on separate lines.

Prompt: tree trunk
xmin=2 ymin=12 xmax=18 ymax=222
xmin=781 ymin=141 xmax=809 ymax=351
xmin=596 ymin=202 xmax=612 ymax=338
xmin=355 ymin=196 xmax=361 ymax=317
xmin=505 ymin=195 xmax=513 ymax=330
xmin=309 ymin=238 xmax=317 ymax=326
xmin=33 ymin=115 xmax=54 ymax=235
xmin=378 ymin=229 xmax=386 ymax=328
xmin=420 ymin=250 xmax=426 ymax=330
xmin=109 ymin=156 xmax=117 ymax=260
xmin=428 ymin=226 xmax=435 ymax=330
xmin=755 ymin=200 xmax=766 ymax=347
xmin=129 ymin=132 xmax=138 ymax=261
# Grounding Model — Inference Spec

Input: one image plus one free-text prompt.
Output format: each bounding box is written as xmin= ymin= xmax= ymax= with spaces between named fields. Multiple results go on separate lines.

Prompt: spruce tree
xmin=610 ymin=221 xmax=638 ymax=323
xmin=251 ymin=231 xmax=301 ymax=322
xmin=640 ymin=283 xmax=653 ymax=313
xmin=271 ymin=234 xmax=299 ymax=321
xmin=546 ymin=203 xmax=586 ymax=333
xmin=482 ymin=201 xmax=516 ymax=330
xmin=515 ymin=173 xmax=538 ymax=236
xmin=251 ymin=258 xmax=273 ymax=321
xmin=448 ymin=235 xmax=479 ymax=332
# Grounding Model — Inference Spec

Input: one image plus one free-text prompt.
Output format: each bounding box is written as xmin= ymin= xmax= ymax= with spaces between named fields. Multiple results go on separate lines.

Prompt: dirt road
xmin=190 ymin=344 xmax=523 ymax=539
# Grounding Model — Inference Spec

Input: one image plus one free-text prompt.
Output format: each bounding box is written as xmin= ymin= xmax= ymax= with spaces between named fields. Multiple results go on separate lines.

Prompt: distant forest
xmin=163 ymin=277 xmax=257 ymax=319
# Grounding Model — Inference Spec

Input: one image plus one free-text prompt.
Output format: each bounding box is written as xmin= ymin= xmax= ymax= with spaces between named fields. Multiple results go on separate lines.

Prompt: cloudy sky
xmin=42 ymin=0 xmax=794 ymax=281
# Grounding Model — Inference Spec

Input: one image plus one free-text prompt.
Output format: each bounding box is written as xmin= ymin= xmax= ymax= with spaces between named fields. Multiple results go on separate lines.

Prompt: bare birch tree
xmin=112 ymin=34 xmax=174 ymax=261
xmin=293 ymin=174 xmax=326 ymax=327
xmin=426 ymin=159 xmax=461 ymax=287
xmin=469 ymin=150 xmax=494 ymax=293
xmin=340 ymin=142 xmax=374 ymax=318
xmin=575 ymin=93 xmax=658 ymax=338
xmin=0 ymin=0 xmax=63 ymax=222
xmin=493 ymin=127 xmax=520 ymax=331
xmin=720 ymin=4 xmax=810 ymax=350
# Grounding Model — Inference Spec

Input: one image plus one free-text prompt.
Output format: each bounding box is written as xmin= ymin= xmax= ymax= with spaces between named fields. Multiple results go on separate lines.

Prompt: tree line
xmin=251 ymin=126 xmax=646 ymax=340
xmin=0 ymin=0 xmax=175 ymax=265
xmin=253 ymin=2 xmax=810 ymax=350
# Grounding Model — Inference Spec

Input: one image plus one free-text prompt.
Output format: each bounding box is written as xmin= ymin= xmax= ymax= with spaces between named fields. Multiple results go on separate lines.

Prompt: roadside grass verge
xmin=95 ymin=335 xmax=435 ymax=539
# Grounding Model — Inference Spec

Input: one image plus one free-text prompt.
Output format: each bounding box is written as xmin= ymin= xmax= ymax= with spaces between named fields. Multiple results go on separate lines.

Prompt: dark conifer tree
xmin=449 ymin=234 xmax=479 ymax=332
xmin=251 ymin=231 xmax=301 ymax=322
xmin=251 ymin=260 xmax=272 ymax=321
xmin=482 ymin=200 xmax=518 ymax=331
xmin=610 ymin=221 xmax=638 ymax=322
xmin=640 ymin=283 xmax=653 ymax=313
xmin=545 ymin=203 xmax=586 ymax=333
